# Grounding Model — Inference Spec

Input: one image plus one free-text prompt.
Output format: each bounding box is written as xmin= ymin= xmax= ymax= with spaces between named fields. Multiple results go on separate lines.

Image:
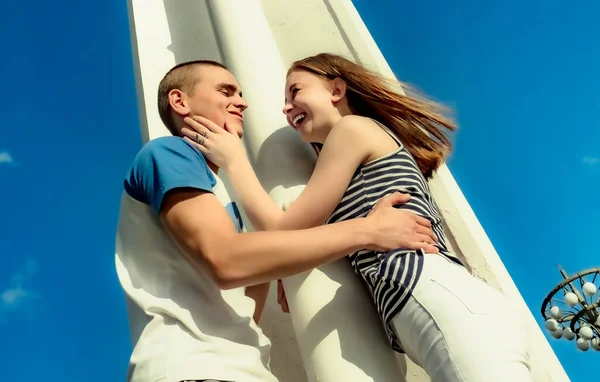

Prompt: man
xmin=115 ymin=60 xmax=439 ymax=382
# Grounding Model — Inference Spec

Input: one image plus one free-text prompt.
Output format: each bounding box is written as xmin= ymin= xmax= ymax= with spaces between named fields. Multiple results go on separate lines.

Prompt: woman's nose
xmin=282 ymin=103 xmax=292 ymax=115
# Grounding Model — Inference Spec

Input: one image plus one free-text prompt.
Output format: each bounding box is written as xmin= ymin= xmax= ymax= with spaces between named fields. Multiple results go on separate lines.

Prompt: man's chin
xmin=228 ymin=123 xmax=244 ymax=138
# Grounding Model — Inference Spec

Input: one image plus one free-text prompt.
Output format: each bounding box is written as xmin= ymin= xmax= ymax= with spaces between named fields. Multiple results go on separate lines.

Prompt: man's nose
xmin=234 ymin=95 xmax=248 ymax=111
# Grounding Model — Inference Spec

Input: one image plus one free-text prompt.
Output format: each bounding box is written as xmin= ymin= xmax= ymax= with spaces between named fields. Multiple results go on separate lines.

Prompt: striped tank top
xmin=326 ymin=120 xmax=464 ymax=353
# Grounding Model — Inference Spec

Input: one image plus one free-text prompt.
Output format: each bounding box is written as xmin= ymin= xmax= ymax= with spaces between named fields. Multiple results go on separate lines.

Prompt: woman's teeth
xmin=293 ymin=113 xmax=306 ymax=127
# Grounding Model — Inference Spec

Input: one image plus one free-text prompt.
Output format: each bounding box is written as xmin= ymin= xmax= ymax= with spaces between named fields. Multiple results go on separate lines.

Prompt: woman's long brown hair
xmin=288 ymin=53 xmax=457 ymax=179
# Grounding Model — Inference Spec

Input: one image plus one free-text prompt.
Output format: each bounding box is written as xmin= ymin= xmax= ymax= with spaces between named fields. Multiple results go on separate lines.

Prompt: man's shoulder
xmin=124 ymin=136 xmax=216 ymax=213
xmin=131 ymin=136 xmax=210 ymax=173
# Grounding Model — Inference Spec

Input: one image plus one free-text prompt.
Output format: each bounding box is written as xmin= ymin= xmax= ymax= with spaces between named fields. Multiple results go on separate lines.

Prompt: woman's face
xmin=283 ymin=70 xmax=341 ymax=143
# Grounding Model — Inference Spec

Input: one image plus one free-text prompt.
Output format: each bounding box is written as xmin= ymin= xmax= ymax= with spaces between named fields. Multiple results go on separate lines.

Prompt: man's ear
xmin=168 ymin=89 xmax=190 ymax=117
xmin=331 ymin=78 xmax=347 ymax=103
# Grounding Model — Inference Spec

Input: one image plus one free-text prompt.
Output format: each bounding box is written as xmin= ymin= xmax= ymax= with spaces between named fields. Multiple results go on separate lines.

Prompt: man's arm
xmin=127 ymin=138 xmax=370 ymax=289
xmin=160 ymin=189 xmax=431 ymax=289
xmin=160 ymin=189 xmax=373 ymax=289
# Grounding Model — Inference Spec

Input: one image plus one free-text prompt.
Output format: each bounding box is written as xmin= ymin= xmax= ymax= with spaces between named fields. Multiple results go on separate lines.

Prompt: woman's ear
xmin=168 ymin=89 xmax=190 ymax=117
xmin=331 ymin=78 xmax=347 ymax=103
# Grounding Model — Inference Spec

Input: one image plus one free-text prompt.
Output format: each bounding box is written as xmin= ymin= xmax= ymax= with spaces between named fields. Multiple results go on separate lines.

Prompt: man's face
xmin=186 ymin=65 xmax=247 ymax=138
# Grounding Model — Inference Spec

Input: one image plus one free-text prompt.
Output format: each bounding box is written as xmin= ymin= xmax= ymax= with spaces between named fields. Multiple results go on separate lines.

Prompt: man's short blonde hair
xmin=157 ymin=60 xmax=228 ymax=135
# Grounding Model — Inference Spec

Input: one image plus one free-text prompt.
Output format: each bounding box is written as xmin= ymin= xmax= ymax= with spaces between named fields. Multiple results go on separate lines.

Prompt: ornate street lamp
xmin=541 ymin=267 xmax=600 ymax=352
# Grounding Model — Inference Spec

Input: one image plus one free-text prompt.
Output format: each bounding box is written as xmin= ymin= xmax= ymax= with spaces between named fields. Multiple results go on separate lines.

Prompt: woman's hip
xmin=391 ymin=254 xmax=531 ymax=381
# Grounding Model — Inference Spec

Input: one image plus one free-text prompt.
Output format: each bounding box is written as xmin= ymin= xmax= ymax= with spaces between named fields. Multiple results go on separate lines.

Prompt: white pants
xmin=391 ymin=255 xmax=532 ymax=382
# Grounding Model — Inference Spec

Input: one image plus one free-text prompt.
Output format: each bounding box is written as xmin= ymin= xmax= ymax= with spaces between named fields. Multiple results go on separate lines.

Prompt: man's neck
xmin=207 ymin=161 xmax=219 ymax=174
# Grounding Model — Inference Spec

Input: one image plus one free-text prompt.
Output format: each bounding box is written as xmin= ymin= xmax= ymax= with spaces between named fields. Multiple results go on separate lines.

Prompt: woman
xmin=180 ymin=53 xmax=532 ymax=381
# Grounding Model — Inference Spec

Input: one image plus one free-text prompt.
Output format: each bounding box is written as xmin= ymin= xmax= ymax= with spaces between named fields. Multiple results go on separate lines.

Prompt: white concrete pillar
xmin=127 ymin=0 xmax=223 ymax=142
xmin=207 ymin=0 xmax=404 ymax=380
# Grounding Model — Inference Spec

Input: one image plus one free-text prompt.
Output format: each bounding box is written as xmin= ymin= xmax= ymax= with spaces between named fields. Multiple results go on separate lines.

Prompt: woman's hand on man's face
xmin=181 ymin=115 xmax=248 ymax=170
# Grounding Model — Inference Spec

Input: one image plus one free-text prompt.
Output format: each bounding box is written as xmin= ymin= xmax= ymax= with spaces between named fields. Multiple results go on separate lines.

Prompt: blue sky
xmin=0 ymin=1 xmax=137 ymax=380
xmin=0 ymin=0 xmax=597 ymax=381
xmin=355 ymin=0 xmax=600 ymax=380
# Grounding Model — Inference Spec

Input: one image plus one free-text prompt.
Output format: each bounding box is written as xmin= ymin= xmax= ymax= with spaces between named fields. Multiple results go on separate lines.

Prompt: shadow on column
xmin=253 ymin=127 xmax=317 ymax=193
xmin=255 ymin=128 xmax=410 ymax=381
xmin=162 ymin=0 xmax=223 ymax=64
xmin=291 ymin=260 xmax=409 ymax=382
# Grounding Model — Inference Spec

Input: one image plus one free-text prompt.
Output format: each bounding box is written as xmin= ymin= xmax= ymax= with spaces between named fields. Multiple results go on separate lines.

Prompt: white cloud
xmin=583 ymin=156 xmax=600 ymax=165
xmin=0 ymin=151 xmax=13 ymax=164
xmin=0 ymin=258 xmax=40 ymax=322
xmin=2 ymin=287 xmax=27 ymax=306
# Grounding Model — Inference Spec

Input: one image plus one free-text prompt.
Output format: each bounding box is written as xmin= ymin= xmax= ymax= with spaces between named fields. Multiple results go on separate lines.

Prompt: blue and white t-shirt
xmin=115 ymin=136 xmax=275 ymax=382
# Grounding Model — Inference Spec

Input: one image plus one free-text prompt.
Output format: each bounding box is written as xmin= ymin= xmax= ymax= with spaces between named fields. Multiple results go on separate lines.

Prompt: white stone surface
xmin=127 ymin=0 xmax=569 ymax=381
xmin=209 ymin=1 xmax=405 ymax=380
xmin=126 ymin=0 xmax=223 ymax=141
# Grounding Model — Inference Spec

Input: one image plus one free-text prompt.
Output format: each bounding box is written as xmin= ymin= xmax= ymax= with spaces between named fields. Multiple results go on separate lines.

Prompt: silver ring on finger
xmin=196 ymin=132 xmax=205 ymax=146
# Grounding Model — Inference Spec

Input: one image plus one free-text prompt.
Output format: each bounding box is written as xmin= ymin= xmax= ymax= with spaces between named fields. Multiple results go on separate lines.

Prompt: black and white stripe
xmin=326 ymin=121 xmax=463 ymax=353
